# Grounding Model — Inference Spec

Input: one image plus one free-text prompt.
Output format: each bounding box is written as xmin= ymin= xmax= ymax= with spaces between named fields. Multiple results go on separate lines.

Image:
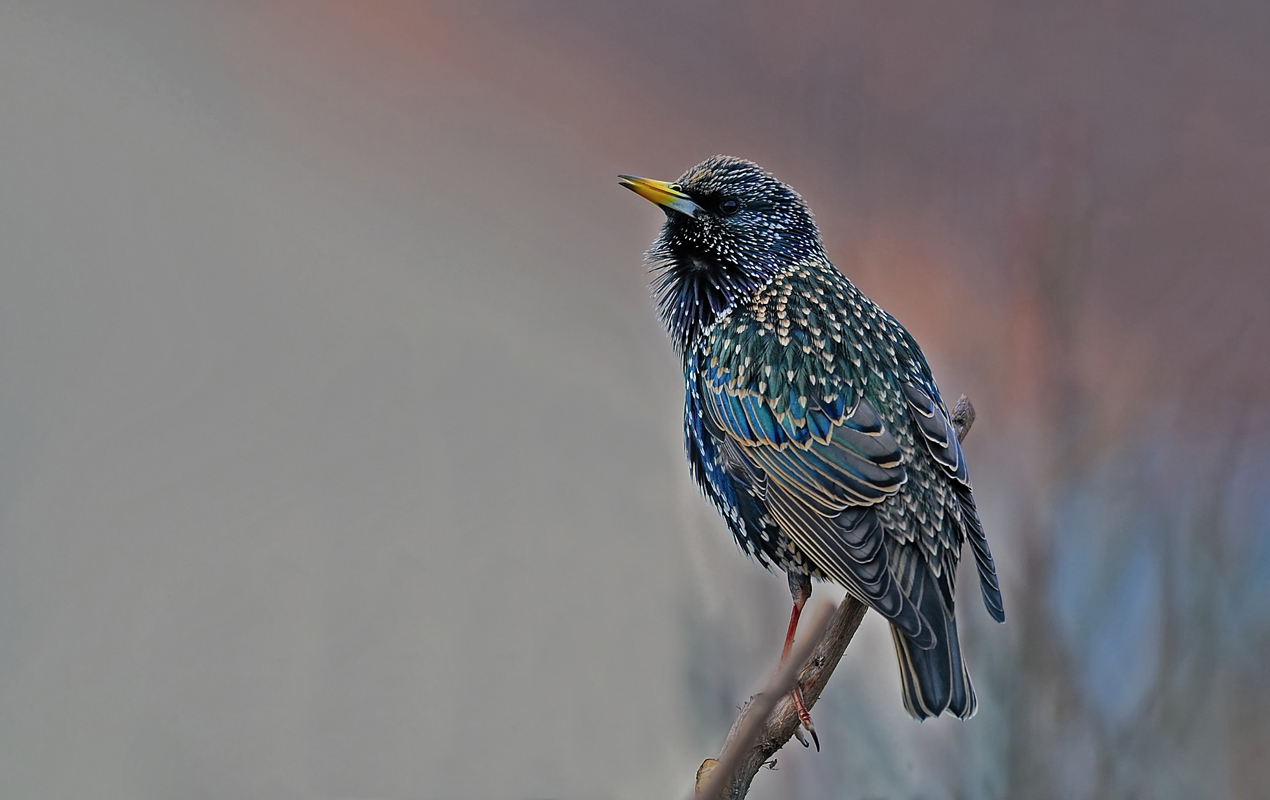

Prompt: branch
xmin=693 ymin=395 xmax=978 ymax=800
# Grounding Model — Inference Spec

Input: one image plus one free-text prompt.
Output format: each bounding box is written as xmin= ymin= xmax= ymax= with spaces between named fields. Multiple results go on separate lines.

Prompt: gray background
xmin=2 ymin=2 xmax=1268 ymax=798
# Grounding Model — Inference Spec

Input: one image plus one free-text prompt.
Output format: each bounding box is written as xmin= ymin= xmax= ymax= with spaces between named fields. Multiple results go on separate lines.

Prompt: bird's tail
xmin=889 ymin=556 xmax=977 ymax=720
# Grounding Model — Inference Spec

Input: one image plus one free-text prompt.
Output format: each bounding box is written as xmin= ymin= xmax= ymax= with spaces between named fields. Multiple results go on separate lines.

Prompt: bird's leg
xmin=782 ymin=571 xmax=819 ymax=751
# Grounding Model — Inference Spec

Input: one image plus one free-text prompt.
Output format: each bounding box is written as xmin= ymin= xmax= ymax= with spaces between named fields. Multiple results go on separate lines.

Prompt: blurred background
xmin=1 ymin=1 xmax=1268 ymax=798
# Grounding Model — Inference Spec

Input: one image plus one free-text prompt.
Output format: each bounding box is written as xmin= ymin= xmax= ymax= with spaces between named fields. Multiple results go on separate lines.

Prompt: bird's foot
xmin=791 ymin=684 xmax=819 ymax=751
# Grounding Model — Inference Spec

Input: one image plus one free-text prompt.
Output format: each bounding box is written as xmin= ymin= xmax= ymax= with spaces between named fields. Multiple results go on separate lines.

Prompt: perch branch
xmin=693 ymin=395 xmax=977 ymax=800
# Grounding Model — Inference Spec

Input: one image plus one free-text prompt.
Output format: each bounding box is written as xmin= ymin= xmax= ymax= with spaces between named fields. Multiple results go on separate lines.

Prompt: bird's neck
xmin=651 ymin=251 xmax=783 ymax=359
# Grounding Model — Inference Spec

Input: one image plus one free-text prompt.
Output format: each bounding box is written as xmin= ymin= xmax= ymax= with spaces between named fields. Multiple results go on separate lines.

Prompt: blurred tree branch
xmin=693 ymin=396 xmax=978 ymax=800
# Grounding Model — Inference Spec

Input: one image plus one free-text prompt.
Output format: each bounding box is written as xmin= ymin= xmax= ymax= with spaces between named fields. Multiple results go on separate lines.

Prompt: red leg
xmin=783 ymin=573 xmax=819 ymax=750
xmin=780 ymin=591 xmax=806 ymax=663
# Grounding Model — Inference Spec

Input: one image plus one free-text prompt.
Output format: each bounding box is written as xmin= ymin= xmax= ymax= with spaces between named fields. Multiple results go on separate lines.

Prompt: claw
xmin=792 ymin=684 xmax=820 ymax=752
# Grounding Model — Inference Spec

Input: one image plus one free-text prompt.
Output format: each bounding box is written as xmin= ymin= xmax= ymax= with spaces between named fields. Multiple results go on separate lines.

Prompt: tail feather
xmin=890 ymin=557 xmax=977 ymax=720
xmin=956 ymin=484 xmax=1006 ymax=623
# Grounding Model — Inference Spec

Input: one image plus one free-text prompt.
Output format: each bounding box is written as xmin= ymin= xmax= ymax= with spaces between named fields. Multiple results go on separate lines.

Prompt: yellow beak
xmin=618 ymin=175 xmax=702 ymax=218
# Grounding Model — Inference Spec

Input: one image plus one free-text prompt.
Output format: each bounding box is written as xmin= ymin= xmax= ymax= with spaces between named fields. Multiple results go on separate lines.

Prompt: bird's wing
xmin=900 ymin=379 xmax=1005 ymax=622
xmin=696 ymin=335 xmax=934 ymax=646
xmin=900 ymin=380 xmax=968 ymax=485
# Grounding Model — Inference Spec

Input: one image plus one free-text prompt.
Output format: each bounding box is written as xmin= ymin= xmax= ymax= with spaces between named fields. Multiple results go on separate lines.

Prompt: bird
xmin=619 ymin=156 xmax=1004 ymax=746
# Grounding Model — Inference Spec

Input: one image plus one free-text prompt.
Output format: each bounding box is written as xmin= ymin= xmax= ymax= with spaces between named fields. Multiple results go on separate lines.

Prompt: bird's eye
xmin=718 ymin=197 xmax=740 ymax=216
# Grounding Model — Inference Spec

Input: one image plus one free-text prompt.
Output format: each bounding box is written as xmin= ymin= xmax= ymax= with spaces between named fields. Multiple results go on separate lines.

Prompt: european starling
xmin=620 ymin=156 xmax=1004 ymax=743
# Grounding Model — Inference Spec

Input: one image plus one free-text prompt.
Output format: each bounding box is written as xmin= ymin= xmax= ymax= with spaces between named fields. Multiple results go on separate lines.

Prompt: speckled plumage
xmin=626 ymin=156 xmax=1005 ymax=720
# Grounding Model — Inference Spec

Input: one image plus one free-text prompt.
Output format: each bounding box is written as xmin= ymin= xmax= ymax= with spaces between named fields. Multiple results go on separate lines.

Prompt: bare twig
xmin=693 ymin=395 xmax=978 ymax=799
xmin=951 ymin=394 xmax=976 ymax=440
xmin=693 ymin=596 xmax=865 ymax=799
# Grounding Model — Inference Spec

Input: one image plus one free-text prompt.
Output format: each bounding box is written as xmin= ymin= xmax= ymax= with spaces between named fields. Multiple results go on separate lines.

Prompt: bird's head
xmin=620 ymin=155 xmax=823 ymax=272
xmin=620 ymin=155 xmax=824 ymax=356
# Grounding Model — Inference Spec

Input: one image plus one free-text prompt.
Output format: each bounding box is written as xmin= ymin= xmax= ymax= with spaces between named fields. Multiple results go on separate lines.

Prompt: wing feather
xmin=901 ymin=380 xmax=1005 ymax=622
xmin=699 ymin=366 xmax=935 ymax=647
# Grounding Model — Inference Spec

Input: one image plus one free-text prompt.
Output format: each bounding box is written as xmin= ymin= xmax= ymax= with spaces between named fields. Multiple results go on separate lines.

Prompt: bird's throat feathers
xmin=648 ymin=243 xmax=782 ymax=358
